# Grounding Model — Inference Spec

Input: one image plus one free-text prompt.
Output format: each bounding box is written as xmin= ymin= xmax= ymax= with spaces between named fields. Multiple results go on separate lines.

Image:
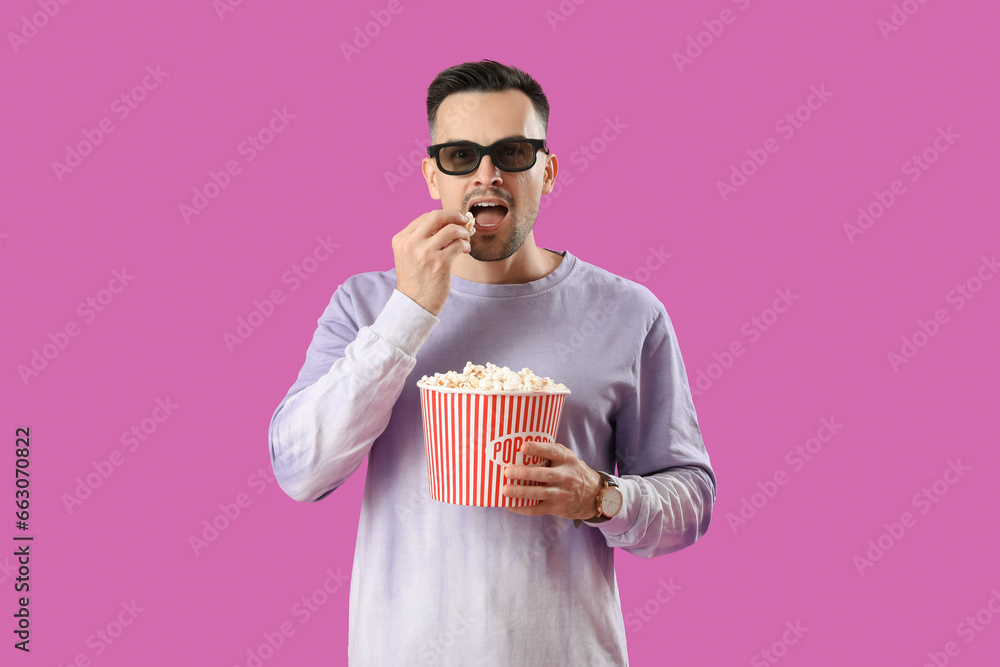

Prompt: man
xmin=269 ymin=60 xmax=715 ymax=666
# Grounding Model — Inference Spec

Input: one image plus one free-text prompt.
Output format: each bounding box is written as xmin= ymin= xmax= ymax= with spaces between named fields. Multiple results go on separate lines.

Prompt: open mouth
xmin=469 ymin=202 xmax=509 ymax=230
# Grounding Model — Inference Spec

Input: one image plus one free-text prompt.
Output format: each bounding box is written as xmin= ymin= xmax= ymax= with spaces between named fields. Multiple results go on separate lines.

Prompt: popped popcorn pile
xmin=419 ymin=362 xmax=569 ymax=393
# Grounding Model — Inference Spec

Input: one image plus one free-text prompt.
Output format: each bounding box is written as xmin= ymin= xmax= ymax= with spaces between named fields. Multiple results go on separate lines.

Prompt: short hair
xmin=426 ymin=60 xmax=550 ymax=141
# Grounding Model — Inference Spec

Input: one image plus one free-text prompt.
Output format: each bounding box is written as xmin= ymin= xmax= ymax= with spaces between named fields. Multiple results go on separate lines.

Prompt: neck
xmin=451 ymin=233 xmax=562 ymax=285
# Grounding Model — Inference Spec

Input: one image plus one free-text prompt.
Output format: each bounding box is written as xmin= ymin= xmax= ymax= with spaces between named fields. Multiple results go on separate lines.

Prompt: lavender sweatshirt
xmin=269 ymin=250 xmax=716 ymax=666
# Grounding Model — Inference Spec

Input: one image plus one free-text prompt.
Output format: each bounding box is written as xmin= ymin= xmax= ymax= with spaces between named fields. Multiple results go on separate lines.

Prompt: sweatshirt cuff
xmin=369 ymin=289 xmax=439 ymax=357
xmin=589 ymin=475 xmax=639 ymax=536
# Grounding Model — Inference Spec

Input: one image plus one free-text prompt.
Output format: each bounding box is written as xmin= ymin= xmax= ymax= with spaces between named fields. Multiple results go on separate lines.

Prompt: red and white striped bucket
xmin=418 ymin=386 xmax=569 ymax=507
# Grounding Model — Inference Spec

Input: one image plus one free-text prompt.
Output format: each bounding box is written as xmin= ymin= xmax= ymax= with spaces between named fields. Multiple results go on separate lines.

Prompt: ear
xmin=422 ymin=157 xmax=441 ymax=200
xmin=540 ymin=153 xmax=559 ymax=195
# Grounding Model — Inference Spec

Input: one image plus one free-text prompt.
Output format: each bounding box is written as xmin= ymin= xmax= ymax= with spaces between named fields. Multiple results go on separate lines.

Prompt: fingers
xmin=397 ymin=211 xmax=471 ymax=257
xmin=410 ymin=208 xmax=470 ymax=237
xmin=518 ymin=439 xmax=567 ymax=465
xmin=501 ymin=441 xmax=599 ymax=521
xmin=503 ymin=479 xmax=557 ymax=500
xmin=502 ymin=439 xmax=568 ymax=486
xmin=504 ymin=464 xmax=556 ymax=485
xmin=434 ymin=215 xmax=473 ymax=255
xmin=436 ymin=220 xmax=472 ymax=252
xmin=391 ymin=209 xmax=471 ymax=315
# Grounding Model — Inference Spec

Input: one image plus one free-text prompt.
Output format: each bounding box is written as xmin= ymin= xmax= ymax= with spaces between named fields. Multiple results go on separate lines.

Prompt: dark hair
xmin=426 ymin=60 xmax=550 ymax=141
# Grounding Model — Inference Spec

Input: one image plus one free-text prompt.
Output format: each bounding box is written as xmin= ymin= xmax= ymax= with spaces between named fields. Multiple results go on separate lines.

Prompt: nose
xmin=473 ymin=154 xmax=503 ymax=187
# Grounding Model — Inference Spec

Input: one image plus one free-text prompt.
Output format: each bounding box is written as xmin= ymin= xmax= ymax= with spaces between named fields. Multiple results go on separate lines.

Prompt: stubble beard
xmin=469 ymin=200 xmax=539 ymax=262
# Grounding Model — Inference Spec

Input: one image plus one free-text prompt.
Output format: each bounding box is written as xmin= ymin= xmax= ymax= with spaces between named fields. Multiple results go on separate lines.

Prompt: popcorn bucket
xmin=418 ymin=386 xmax=570 ymax=507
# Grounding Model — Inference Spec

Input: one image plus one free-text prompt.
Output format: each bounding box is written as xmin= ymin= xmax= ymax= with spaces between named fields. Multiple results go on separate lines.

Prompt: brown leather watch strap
xmin=573 ymin=472 xmax=617 ymax=528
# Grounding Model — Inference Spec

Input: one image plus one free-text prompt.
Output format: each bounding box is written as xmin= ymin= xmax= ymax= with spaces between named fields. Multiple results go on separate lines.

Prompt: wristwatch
xmin=574 ymin=472 xmax=623 ymax=527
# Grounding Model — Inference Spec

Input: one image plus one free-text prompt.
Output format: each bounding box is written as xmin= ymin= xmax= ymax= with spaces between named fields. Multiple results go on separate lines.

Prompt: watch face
xmin=601 ymin=487 xmax=624 ymax=517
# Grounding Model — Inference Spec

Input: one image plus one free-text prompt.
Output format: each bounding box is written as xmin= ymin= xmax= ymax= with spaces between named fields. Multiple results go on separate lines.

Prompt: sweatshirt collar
xmin=449 ymin=250 xmax=576 ymax=298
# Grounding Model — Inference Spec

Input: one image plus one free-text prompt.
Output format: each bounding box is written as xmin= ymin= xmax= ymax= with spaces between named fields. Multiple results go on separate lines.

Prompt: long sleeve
xmin=597 ymin=467 xmax=715 ymax=558
xmin=268 ymin=254 xmax=714 ymax=665
xmin=268 ymin=286 xmax=437 ymax=502
xmin=594 ymin=308 xmax=717 ymax=558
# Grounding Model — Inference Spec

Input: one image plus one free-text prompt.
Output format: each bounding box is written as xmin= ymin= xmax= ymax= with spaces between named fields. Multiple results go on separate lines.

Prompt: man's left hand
xmin=503 ymin=439 xmax=603 ymax=521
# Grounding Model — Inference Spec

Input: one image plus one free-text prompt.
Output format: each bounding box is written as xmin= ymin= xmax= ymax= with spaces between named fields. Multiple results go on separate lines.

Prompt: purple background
xmin=3 ymin=0 xmax=999 ymax=665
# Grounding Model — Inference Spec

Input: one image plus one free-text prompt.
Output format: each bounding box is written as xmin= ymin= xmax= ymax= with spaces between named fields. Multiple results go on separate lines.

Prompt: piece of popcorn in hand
xmin=464 ymin=211 xmax=476 ymax=236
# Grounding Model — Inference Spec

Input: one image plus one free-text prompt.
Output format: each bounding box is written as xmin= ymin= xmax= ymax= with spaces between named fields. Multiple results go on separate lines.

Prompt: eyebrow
xmin=441 ymin=135 xmax=532 ymax=144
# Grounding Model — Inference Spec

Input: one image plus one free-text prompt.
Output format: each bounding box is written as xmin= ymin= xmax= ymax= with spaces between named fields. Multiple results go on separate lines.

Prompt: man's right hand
xmin=391 ymin=209 xmax=471 ymax=317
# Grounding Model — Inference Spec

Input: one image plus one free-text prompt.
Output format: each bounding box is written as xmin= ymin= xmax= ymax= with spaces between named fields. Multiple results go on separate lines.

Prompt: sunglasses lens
xmin=494 ymin=141 xmax=535 ymax=171
xmin=439 ymin=144 xmax=480 ymax=174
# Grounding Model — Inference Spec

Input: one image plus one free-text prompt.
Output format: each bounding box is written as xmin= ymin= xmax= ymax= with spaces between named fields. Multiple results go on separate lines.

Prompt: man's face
xmin=422 ymin=89 xmax=557 ymax=262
